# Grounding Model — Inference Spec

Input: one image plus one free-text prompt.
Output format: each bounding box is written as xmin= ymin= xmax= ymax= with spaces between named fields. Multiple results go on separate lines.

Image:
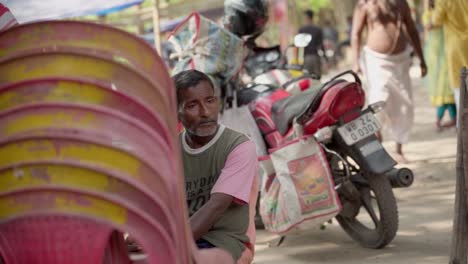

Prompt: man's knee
xmin=196 ymin=248 xmax=235 ymax=264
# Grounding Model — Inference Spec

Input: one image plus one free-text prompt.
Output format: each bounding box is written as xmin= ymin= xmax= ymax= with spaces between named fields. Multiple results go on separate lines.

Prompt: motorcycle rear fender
xmin=337 ymin=134 xmax=396 ymax=175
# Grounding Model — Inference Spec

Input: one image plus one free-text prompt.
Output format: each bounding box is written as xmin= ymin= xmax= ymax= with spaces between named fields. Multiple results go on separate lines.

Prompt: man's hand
xmin=189 ymin=193 xmax=234 ymax=241
xmin=421 ymin=61 xmax=428 ymax=77
xmin=353 ymin=62 xmax=362 ymax=75
xmin=401 ymin=0 xmax=427 ymax=78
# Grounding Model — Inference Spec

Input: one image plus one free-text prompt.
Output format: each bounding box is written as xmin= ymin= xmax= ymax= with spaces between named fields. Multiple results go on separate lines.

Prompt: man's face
xmin=178 ymin=80 xmax=220 ymax=137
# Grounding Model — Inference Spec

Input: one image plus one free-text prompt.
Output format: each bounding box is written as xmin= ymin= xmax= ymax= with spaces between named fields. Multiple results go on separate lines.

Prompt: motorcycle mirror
xmin=294 ymin=33 xmax=312 ymax=48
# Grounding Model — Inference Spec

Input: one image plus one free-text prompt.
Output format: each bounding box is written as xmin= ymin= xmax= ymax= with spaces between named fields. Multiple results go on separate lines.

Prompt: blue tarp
xmin=1 ymin=0 xmax=144 ymax=23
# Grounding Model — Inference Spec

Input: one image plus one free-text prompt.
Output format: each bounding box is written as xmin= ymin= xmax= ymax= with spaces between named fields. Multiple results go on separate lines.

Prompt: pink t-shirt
xmin=211 ymin=140 xmax=258 ymax=204
xmin=211 ymin=140 xmax=259 ymax=262
xmin=182 ymin=127 xmax=259 ymax=261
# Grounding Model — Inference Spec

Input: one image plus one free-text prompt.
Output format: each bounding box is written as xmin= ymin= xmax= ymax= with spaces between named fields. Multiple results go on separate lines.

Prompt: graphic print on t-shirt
xmin=186 ymin=174 xmax=217 ymax=215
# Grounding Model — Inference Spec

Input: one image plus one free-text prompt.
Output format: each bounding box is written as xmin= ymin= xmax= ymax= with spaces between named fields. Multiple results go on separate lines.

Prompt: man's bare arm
xmin=401 ymin=0 xmax=427 ymax=76
xmin=351 ymin=2 xmax=367 ymax=73
xmin=189 ymin=193 xmax=233 ymax=241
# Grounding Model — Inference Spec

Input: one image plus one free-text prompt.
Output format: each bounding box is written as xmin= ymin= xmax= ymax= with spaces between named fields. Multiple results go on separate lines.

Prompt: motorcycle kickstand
xmin=268 ymin=235 xmax=286 ymax=247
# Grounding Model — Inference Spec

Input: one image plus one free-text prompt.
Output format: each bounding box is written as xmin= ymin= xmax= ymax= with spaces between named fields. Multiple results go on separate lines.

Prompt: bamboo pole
xmin=152 ymin=0 xmax=162 ymax=54
xmin=450 ymin=67 xmax=468 ymax=264
xmin=136 ymin=3 xmax=144 ymax=35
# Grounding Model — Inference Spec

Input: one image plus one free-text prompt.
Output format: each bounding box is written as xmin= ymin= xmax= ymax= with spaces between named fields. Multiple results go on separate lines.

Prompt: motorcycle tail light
xmin=299 ymin=79 xmax=310 ymax=91
xmin=341 ymin=111 xmax=361 ymax=123
xmin=329 ymin=84 xmax=365 ymax=120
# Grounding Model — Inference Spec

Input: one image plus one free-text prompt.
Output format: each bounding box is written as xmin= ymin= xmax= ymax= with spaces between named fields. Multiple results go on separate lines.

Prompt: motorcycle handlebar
xmin=282 ymin=64 xmax=303 ymax=71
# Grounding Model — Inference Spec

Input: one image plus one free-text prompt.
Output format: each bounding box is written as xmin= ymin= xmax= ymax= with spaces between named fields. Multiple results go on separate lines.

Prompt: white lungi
xmin=362 ymin=46 xmax=414 ymax=144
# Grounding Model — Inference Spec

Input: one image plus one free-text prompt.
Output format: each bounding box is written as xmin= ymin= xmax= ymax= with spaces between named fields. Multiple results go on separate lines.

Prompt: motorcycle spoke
xmin=361 ymin=189 xmax=380 ymax=228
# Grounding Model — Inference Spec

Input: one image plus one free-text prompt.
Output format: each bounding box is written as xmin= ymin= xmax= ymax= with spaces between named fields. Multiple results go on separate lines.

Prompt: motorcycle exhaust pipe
xmin=385 ymin=168 xmax=414 ymax=188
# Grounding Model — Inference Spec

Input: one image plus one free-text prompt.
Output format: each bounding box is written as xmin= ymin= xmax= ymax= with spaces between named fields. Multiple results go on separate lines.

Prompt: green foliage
xmin=141 ymin=0 xmax=153 ymax=8
xmin=295 ymin=0 xmax=331 ymax=12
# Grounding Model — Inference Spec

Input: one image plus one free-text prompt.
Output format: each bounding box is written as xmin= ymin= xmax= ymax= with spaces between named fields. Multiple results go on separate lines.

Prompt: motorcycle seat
xmin=271 ymin=79 xmax=346 ymax=135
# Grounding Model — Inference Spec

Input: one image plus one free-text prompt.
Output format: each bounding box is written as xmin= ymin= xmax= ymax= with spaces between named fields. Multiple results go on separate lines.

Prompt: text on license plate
xmin=337 ymin=113 xmax=381 ymax=145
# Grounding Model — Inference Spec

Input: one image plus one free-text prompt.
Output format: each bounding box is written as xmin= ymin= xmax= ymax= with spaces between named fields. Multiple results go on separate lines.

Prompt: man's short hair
xmin=172 ymin=69 xmax=215 ymax=105
xmin=304 ymin=9 xmax=314 ymax=20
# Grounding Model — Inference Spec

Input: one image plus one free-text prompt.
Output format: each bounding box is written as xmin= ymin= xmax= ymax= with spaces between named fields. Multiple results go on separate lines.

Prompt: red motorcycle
xmin=237 ymin=70 xmax=414 ymax=249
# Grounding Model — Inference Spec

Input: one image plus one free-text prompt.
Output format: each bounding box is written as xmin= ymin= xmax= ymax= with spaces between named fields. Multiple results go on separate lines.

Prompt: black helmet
xmin=224 ymin=0 xmax=269 ymax=38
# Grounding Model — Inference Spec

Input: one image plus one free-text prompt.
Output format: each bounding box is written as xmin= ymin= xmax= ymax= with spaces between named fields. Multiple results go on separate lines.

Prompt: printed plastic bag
xmin=259 ymin=135 xmax=341 ymax=234
xmin=168 ymin=12 xmax=244 ymax=90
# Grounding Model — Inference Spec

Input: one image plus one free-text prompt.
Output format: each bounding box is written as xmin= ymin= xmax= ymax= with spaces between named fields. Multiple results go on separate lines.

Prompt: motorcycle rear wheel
xmin=336 ymin=173 xmax=398 ymax=249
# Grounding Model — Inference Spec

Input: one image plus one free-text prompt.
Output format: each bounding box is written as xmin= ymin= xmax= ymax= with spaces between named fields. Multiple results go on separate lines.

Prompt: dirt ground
xmin=253 ymin=66 xmax=457 ymax=264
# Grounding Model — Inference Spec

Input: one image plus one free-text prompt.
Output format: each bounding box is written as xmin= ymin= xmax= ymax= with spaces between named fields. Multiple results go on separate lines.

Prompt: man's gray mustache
xmin=197 ymin=119 xmax=217 ymax=125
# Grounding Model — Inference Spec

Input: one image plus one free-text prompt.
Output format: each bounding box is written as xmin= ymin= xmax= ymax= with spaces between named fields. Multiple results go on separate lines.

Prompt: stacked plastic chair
xmin=0 ymin=21 xmax=210 ymax=263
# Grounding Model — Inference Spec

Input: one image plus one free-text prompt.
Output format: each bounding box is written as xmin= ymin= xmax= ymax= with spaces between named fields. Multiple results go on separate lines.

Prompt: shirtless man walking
xmin=352 ymin=0 xmax=427 ymax=161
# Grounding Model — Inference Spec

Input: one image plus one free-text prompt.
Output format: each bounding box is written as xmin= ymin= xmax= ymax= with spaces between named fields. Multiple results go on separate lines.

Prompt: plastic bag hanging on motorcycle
xmin=260 ymin=135 xmax=341 ymax=234
xmin=168 ymin=12 xmax=244 ymax=91
xmin=220 ymin=104 xmax=268 ymax=156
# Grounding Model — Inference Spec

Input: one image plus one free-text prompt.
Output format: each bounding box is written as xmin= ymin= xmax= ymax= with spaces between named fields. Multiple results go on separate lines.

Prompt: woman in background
xmin=423 ymin=0 xmax=456 ymax=131
xmin=431 ymin=0 xmax=468 ymax=114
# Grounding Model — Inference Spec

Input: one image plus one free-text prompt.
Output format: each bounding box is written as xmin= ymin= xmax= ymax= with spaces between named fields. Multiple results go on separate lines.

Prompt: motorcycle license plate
xmin=338 ymin=113 xmax=381 ymax=145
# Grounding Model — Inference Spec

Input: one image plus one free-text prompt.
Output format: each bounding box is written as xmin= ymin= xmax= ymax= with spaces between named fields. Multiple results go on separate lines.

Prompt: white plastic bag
xmin=259 ymin=135 xmax=341 ymax=234
xmin=219 ymin=105 xmax=267 ymax=156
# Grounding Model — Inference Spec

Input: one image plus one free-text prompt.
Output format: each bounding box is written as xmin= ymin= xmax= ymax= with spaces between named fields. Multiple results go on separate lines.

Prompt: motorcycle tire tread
xmin=336 ymin=173 xmax=398 ymax=249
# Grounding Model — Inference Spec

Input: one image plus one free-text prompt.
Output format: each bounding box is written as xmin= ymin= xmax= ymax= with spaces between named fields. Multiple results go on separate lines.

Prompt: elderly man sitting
xmin=172 ymin=69 xmax=258 ymax=263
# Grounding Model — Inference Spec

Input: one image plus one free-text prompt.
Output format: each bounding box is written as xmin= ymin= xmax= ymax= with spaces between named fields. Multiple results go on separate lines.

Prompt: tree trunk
xmin=450 ymin=67 xmax=468 ymax=264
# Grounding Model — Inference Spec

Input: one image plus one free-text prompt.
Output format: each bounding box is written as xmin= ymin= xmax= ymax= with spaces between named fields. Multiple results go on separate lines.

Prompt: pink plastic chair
xmin=0 ymin=103 xmax=173 ymax=169
xmin=0 ymin=129 xmax=191 ymax=249
xmin=0 ymin=19 xmax=244 ymax=263
xmin=0 ymin=78 xmax=173 ymax=146
xmin=0 ymin=188 xmax=176 ymax=263
xmin=0 ymin=216 xmax=114 ymax=264
xmin=0 ymin=134 xmax=175 ymax=208
xmin=0 ymin=161 xmax=176 ymax=242
xmin=0 ymin=50 xmax=174 ymax=128
xmin=0 ymin=20 xmax=175 ymax=104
